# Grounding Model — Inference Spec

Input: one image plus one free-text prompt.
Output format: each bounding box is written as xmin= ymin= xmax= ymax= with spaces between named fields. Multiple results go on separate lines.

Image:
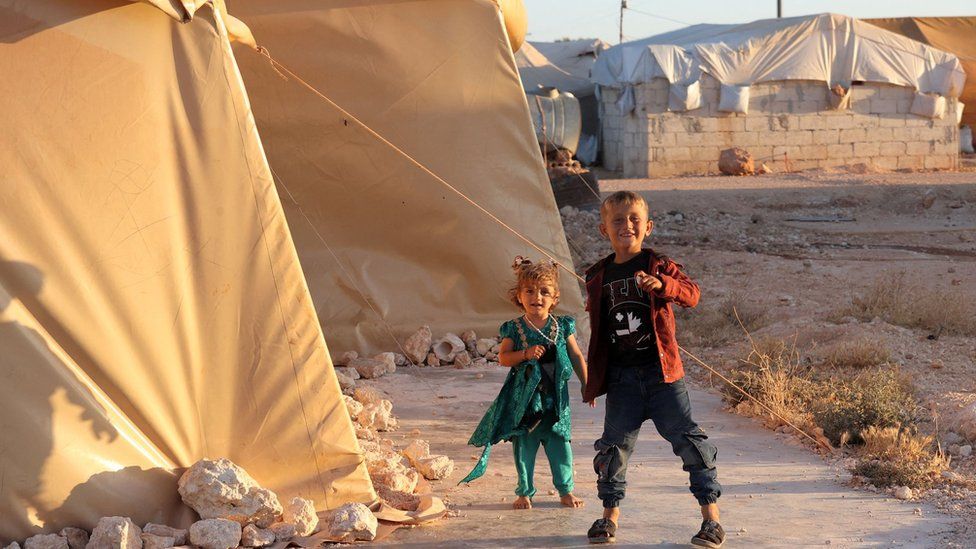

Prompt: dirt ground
xmin=368 ymin=169 xmax=976 ymax=547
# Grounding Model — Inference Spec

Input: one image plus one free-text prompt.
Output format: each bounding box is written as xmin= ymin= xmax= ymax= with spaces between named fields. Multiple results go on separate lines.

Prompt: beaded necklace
xmin=517 ymin=314 xmax=560 ymax=348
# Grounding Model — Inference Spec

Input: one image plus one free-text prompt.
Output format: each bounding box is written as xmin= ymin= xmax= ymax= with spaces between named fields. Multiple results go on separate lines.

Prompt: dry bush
xmin=852 ymin=426 xmax=949 ymax=488
xmin=810 ymin=368 xmax=919 ymax=446
xmin=822 ymin=338 xmax=891 ymax=369
xmin=841 ymin=273 xmax=976 ymax=336
xmin=721 ymin=337 xmax=819 ymax=433
xmin=678 ymin=293 xmax=768 ymax=347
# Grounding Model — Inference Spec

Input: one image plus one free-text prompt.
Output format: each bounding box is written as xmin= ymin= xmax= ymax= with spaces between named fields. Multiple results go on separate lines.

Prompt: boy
xmin=583 ymin=191 xmax=723 ymax=547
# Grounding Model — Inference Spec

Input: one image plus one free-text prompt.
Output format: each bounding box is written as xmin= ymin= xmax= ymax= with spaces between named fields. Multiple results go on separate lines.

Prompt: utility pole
xmin=619 ymin=0 xmax=625 ymax=44
xmin=777 ymin=0 xmax=782 ymax=18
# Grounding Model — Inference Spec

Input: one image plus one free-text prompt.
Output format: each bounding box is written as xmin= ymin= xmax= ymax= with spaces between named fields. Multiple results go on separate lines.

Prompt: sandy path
xmin=370 ymin=366 xmax=957 ymax=548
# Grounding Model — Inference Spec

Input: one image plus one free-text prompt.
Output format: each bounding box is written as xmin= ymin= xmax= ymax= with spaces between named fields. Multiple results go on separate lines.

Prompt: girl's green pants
xmin=512 ymin=413 xmax=574 ymax=497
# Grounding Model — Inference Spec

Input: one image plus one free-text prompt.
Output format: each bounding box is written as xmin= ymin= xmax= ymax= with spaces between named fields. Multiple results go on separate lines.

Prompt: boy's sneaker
xmin=587 ymin=518 xmax=617 ymax=544
xmin=691 ymin=519 xmax=725 ymax=548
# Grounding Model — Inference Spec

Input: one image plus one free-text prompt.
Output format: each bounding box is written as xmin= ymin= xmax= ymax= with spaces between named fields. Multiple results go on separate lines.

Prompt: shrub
xmin=811 ymin=368 xmax=919 ymax=445
xmin=822 ymin=338 xmax=891 ymax=369
xmin=852 ymin=426 xmax=949 ymax=488
xmin=679 ymin=292 xmax=768 ymax=347
xmin=841 ymin=273 xmax=976 ymax=336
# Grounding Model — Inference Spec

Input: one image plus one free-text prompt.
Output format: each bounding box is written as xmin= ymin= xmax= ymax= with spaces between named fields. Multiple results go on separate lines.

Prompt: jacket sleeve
xmin=656 ymin=259 xmax=700 ymax=307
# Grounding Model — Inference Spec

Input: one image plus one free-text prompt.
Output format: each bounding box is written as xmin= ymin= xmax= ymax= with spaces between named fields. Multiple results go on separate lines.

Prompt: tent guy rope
xmin=252 ymin=47 xmax=835 ymax=455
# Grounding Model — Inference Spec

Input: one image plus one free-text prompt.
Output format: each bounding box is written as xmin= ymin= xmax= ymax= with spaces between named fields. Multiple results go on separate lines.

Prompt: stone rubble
xmin=268 ymin=522 xmax=295 ymax=542
xmin=403 ymin=325 xmax=432 ymax=364
xmin=282 ymin=496 xmax=319 ymax=537
xmin=240 ymin=524 xmax=274 ymax=548
xmin=177 ymin=458 xmax=281 ymax=528
xmin=141 ymin=525 xmax=185 ymax=546
xmin=86 ymin=517 xmax=141 ymax=549
xmin=138 ymin=534 xmax=174 ymax=549
xmin=328 ymin=503 xmax=377 ymax=542
xmin=432 ymin=333 xmax=465 ymax=362
xmin=24 ymin=534 xmax=67 ymax=549
xmin=188 ymin=519 xmax=241 ymax=549
xmin=59 ymin=528 xmax=88 ymax=549
xmin=349 ymin=357 xmax=390 ymax=379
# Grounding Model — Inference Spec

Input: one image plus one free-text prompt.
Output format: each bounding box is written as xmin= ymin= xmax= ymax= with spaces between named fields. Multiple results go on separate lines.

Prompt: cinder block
xmin=897 ymin=156 xmax=924 ymax=170
xmin=870 ymin=99 xmax=898 ymax=114
xmin=839 ymin=128 xmax=867 ymax=142
xmin=667 ymin=146 xmax=693 ymax=161
xmin=924 ymin=155 xmax=953 ymax=170
xmin=804 ymin=144 xmax=829 ymax=160
xmin=906 ymin=141 xmax=933 ymax=156
xmin=828 ymin=143 xmax=855 ymax=158
xmin=799 ymin=115 xmax=827 ymax=130
xmin=872 ymin=156 xmax=900 ymax=170
xmin=826 ymin=115 xmax=857 ymax=130
xmin=784 ymin=131 xmax=814 ymax=146
xmin=854 ymin=141 xmax=881 ymax=157
xmin=745 ymin=117 xmax=771 ymax=132
xmin=812 ymin=129 xmax=840 ymax=144
xmin=879 ymin=142 xmax=906 ymax=156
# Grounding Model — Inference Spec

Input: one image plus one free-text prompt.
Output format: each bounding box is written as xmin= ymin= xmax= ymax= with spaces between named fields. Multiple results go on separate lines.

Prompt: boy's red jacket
xmin=583 ymin=248 xmax=700 ymax=402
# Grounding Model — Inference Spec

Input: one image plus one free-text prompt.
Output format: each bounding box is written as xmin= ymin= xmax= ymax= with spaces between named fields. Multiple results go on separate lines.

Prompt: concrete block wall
xmin=600 ymin=74 xmax=960 ymax=177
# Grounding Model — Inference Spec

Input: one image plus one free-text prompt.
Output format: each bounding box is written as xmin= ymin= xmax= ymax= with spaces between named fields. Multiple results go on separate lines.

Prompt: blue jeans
xmin=594 ymin=367 xmax=721 ymax=508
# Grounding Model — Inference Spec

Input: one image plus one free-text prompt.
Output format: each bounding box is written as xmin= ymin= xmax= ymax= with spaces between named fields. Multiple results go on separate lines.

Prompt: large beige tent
xmin=0 ymin=0 xmax=371 ymax=539
xmin=866 ymin=17 xmax=976 ymax=129
xmin=230 ymin=0 xmax=583 ymax=355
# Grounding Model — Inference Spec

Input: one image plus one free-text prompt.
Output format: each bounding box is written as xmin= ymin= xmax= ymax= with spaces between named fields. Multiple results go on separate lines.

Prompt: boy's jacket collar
xmin=585 ymin=247 xmax=661 ymax=279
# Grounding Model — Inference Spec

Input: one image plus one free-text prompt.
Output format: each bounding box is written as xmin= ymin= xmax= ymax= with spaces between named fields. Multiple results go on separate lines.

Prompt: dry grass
xmin=810 ymin=367 xmax=919 ymax=445
xmin=678 ymin=292 xmax=768 ymax=347
xmin=840 ymin=273 xmax=976 ymax=336
xmin=822 ymin=338 xmax=891 ymax=369
xmin=852 ymin=426 xmax=950 ymax=488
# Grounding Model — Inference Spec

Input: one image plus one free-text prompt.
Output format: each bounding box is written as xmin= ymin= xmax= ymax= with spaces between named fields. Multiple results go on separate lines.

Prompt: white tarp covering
xmin=592 ymin=13 xmax=966 ymax=96
xmin=516 ymin=39 xmax=609 ymax=96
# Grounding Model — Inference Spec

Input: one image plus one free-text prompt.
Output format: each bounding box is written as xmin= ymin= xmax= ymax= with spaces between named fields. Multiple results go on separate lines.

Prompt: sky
xmin=524 ymin=0 xmax=975 ymax=44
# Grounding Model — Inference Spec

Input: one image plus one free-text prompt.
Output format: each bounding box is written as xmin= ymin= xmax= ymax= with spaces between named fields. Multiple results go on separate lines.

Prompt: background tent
xmin=866 ymin=17 xmax=976 ymax=129
xmin=230 ymin=0 xmax=584 ymax=355
xmin=0 ymin=0 xmax=371 ymax=539
xmin=592 ymin=13 xmax=965 ymax=97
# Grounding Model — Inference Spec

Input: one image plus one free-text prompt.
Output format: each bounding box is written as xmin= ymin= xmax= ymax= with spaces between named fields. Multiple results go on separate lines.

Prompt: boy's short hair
xmin=600 ymin=191 xmax=649 ymax=219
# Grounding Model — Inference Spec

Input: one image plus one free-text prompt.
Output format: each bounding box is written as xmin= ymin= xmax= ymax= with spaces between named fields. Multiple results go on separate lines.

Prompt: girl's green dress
xmin=459 ymin=315 xmax=576 ymax=484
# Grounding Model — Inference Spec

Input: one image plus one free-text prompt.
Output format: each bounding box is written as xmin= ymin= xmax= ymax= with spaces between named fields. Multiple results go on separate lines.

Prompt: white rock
xmin=393 ymin=353 xmax=408 ymax=367
xmin=358 ymin=400 xmax=398 ymax=432
xmin=268 ymin=523 xmax=295 ymax=543
xmin=475 ymin=338 xmax=496 ymax=357
xmin=960 ymin=444 xmax=973 ymax=457
xmin=353 ymin=386 xmax=385 ymax=405
xmin=460 ymin=330 xmax=477 ymax=352
xmin=485 ymin=352 xmax=498 ymax=361
xmin=86 ymin=517 xmax=142 ymax=549
xmin=240 ymin=525 xmax=274 ymax=548
xmin=177 ymin=458 xmax=282 ymax=527
xmin=893 ymin=486 xmax=913 ymax=500
xmin=343 ymin=395 xmax=364 ymax=420
xmin=334 ymin=351 xmax=358 ymax=366
xmin=350 ymin=357 xmax=389 ymax=379
xmin=944 ymin=431 xmax=964 ymax=445
xmin=401 ymin=439 xmax=430 ymax=465
xmin=453 ymin=351 xmax=472 ymax=368
xmin=432 ymin=333 xmax=465 ymax=362
xmin=354 ymin=424 xmax=377 ymax=441
xmin=328 ymin=503 xmax=377 ymax=542
xmin=372 ymin=352 xmax=397 ymax=374
xmin=5 ymin=543 xmax=22 ymax=549
xmin=953 ymin=402 xmax=976 ymax=442
xmin=415 ymin=455 xmax=455 ymax=480
xmin=139 ymin=534 xmax=175 ymax=549
xmin=334 ymin=369 xmax=356 ymax=394
xmin=142 ymin=525 xmax=188 ymax=548
xmin=25 ymin=534 xmax=67 ymax=549
xmin=189 ymin=519 xmax=241 ymax=549
xmin=60 ymin=528 xmax=89 ymax=549
xmin=489 ymin=343 xmax=501 ymax=354
xmin=403 ymin=326 xmax=432 ymax=364
xmin=426 ymin=353 xmax=440 ymax=367
xmin=282 ymin=497 xmax=318 ymax=536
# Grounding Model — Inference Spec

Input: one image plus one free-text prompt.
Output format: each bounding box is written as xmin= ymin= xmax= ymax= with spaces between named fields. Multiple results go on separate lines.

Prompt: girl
xmin=460 ymin=256 xmax=591 ymax=509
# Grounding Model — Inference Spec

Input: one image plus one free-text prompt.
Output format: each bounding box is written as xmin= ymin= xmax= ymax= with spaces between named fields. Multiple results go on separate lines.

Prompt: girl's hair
xmin=508 ymin=256 xmax=560 ymax=309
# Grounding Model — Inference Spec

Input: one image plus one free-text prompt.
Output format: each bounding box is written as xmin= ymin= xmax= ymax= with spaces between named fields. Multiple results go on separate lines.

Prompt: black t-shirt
xmin=602 ymin=250 xmax=662 ymax=374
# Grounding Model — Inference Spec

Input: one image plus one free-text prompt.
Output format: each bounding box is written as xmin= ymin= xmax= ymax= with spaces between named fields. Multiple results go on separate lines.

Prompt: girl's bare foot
xmin=513 ymin=496 xmax=532 ymax=509
xmin=560 ymin=493 xmax=584 ymax=508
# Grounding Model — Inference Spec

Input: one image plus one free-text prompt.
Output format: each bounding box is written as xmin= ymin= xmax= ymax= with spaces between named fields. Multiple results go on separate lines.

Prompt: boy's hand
xmin=584 ymin=399 xmax=597 ymax=408
xmin=635 ymin=270 xmax=663 ymax=293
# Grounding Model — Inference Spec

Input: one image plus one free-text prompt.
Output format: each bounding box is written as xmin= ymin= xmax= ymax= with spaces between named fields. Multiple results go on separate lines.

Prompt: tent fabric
xmin=230 ymin=0 xmax=583 ymax=355
xmin=592 ymin=13 xmax=966 ymax=98
xmin=516 ymin=39 xmax=609 ymax=96
xmin=866 ymin=17 xmax=976 ymax=127
xmin=0 ymin=0 xmax=372 ymax=539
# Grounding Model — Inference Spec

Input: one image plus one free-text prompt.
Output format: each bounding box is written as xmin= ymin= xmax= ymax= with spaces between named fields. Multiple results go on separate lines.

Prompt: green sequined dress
xmin=459 ymin=315 xmax=576 ymax=485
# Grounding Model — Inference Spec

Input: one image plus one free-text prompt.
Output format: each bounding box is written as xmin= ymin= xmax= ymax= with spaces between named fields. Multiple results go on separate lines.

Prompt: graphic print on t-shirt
xmin=604 ymin=277 xmax=653 ymax=352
